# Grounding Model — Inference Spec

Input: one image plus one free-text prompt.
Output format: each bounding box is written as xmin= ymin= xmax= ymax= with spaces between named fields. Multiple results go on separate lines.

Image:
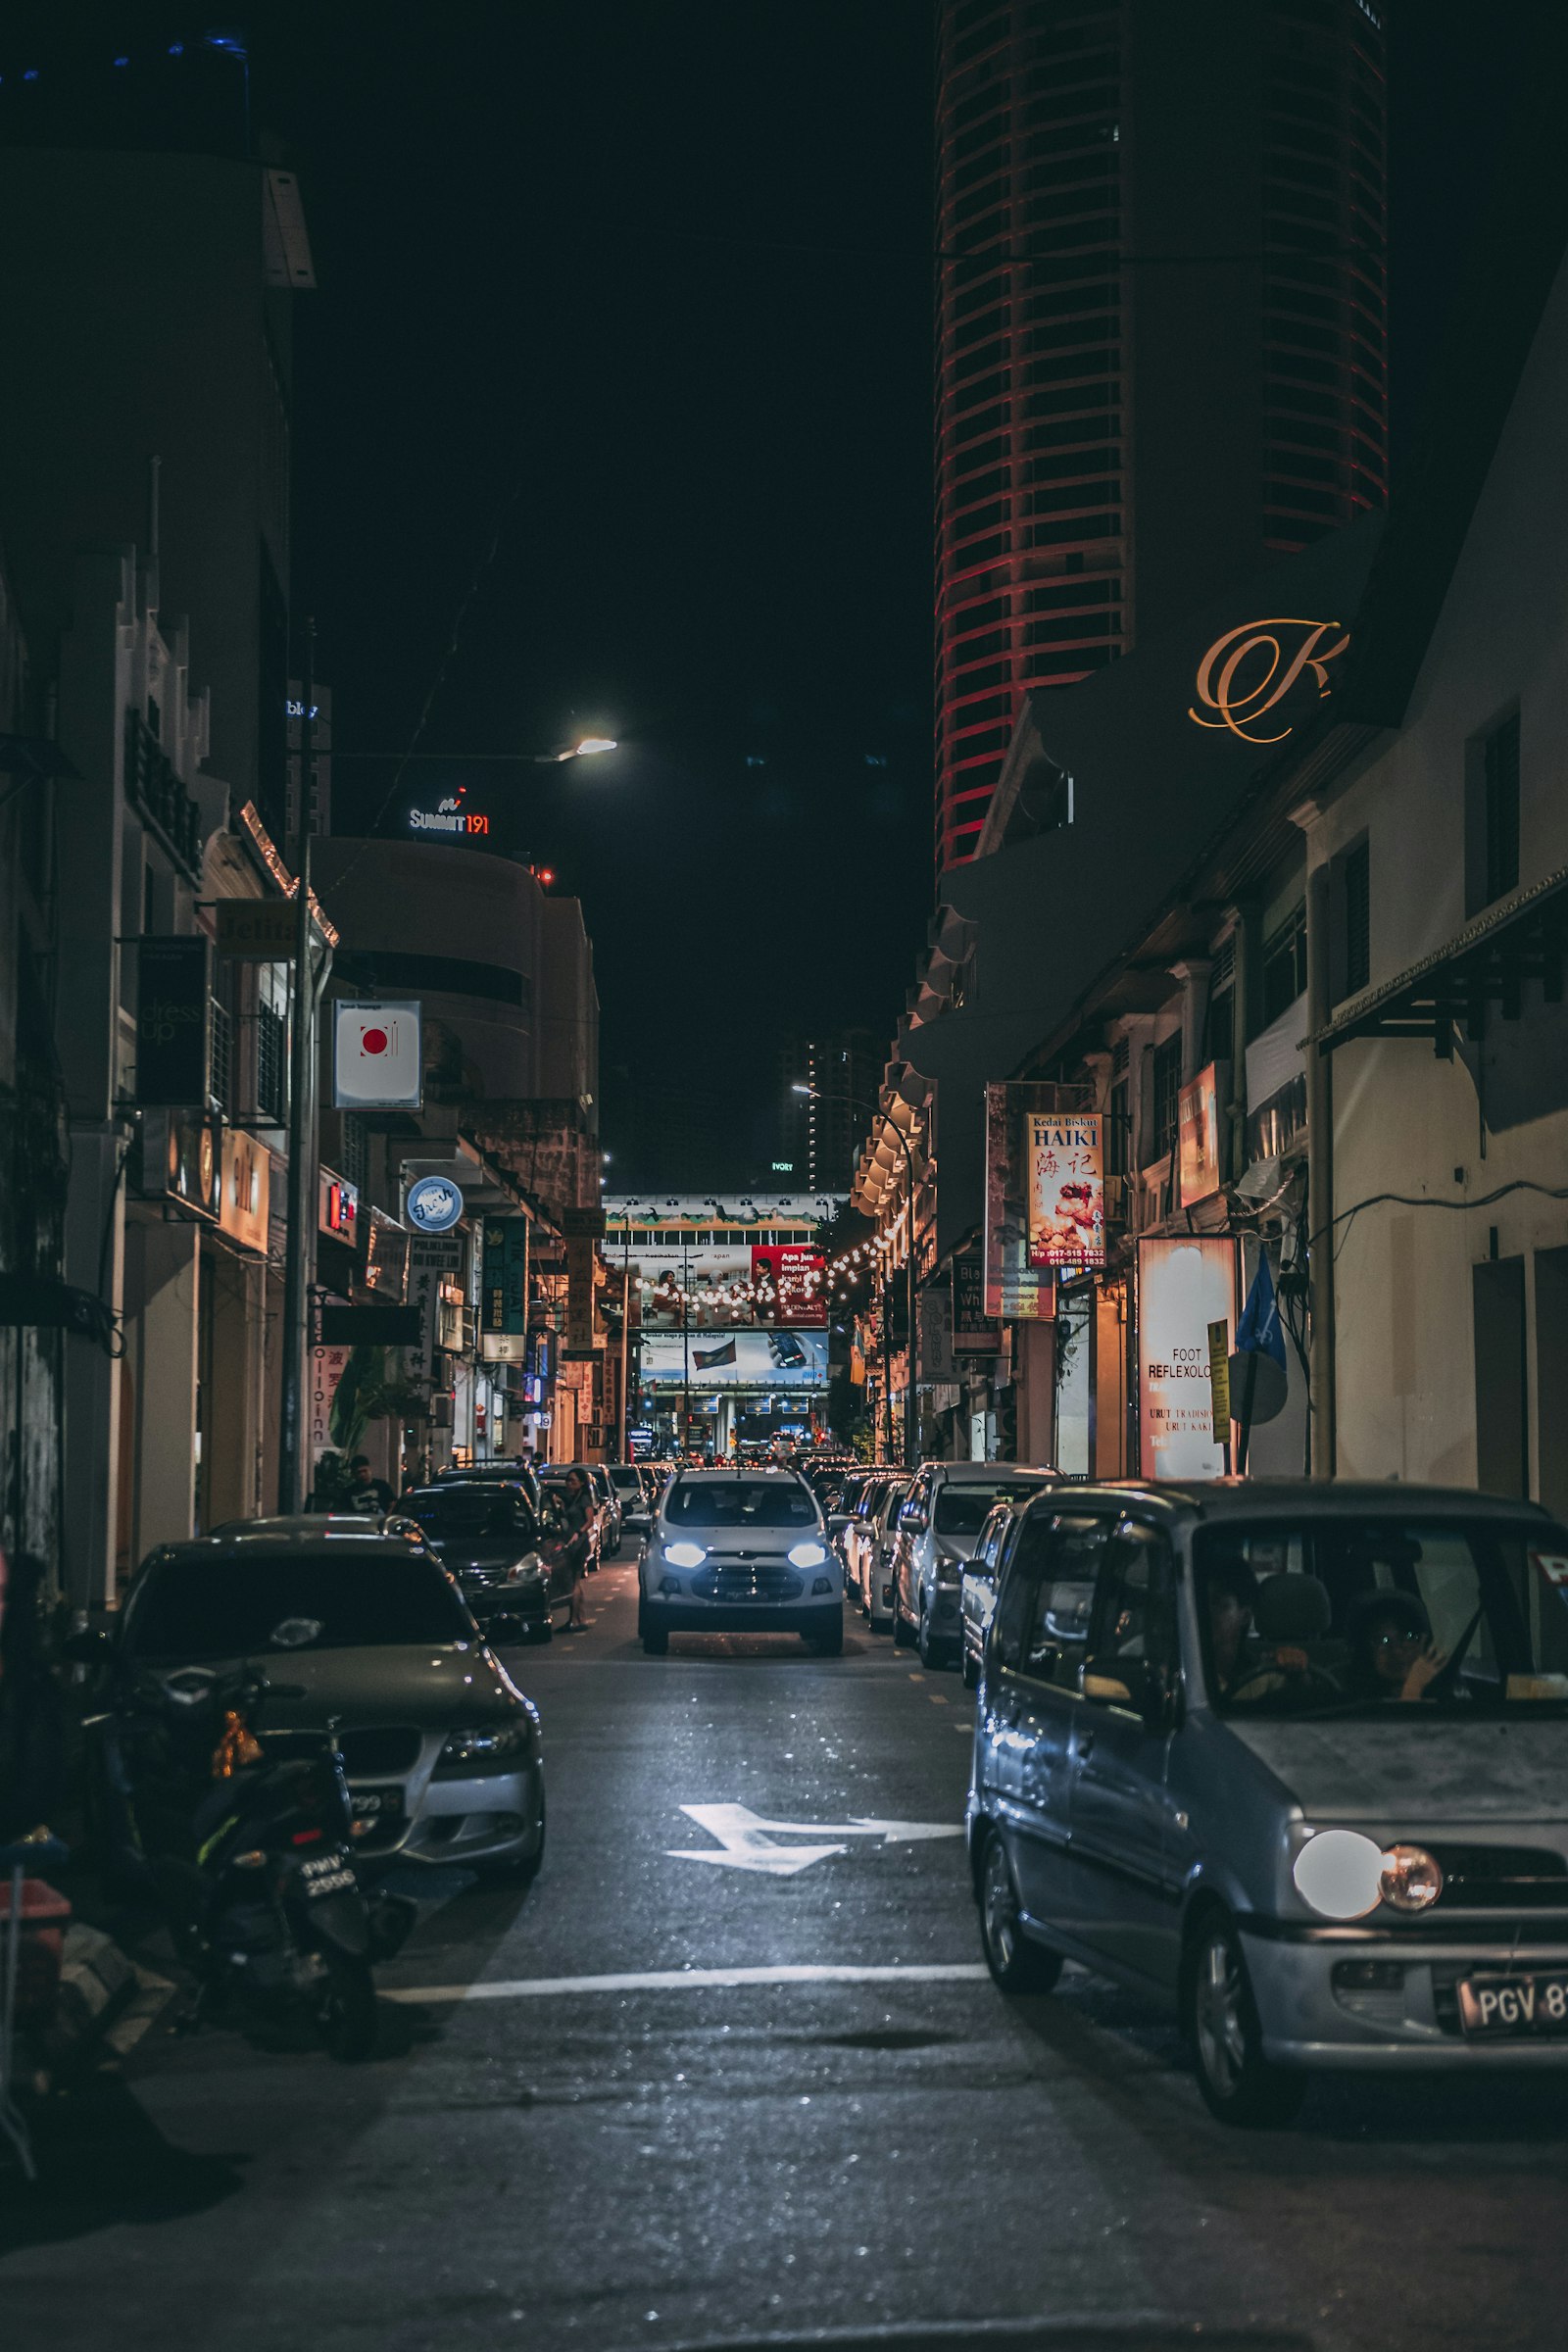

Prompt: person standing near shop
xmin=559 ymin=1465 xmax=594 ymax=1630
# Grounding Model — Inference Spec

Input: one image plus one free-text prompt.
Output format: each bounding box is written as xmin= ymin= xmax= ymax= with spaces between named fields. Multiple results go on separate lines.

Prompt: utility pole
xmin=278 ymin=620 xmax=318 ymax=1512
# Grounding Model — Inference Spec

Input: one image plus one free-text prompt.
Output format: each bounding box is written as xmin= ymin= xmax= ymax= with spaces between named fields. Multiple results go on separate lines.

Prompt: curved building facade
xmin=935 ymin=0 xmax=1388 ymax=868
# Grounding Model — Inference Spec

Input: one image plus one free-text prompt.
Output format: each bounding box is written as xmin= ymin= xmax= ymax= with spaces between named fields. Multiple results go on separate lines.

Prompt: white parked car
xmin=639 ymin=1469 xmax=844 ymax=1656
xmin=845 ymin=1476 xmax=909 ymax=1633
xmin=892 ymin=1461 xmax=1061 ymax=1668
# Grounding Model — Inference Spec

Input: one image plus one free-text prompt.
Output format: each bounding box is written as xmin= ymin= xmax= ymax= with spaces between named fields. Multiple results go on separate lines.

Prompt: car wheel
xmin=916 ymin=1601 xmax=938 ymax=1668
xmin=808 ymin=1616 xmax=844 ymax=1657
xmin=893 ymin=1594 xmax=913 ymax=1647
xmin=961 ymin=1645 xmax=979 ymax=1690
xmin=1184 ymin=1913 xmax=1306 ymax=2128
xmin=531 ymin=1617 xmax=554 ymax=1644
xmin=977 ymin=1833 xmax=1062 ymax=1995
xmin=642 ymin=1628 xmax=669 ymax=1656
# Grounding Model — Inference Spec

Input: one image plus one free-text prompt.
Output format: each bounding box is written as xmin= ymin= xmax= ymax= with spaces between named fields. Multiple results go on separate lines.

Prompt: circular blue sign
xmin=408 ymin=1175 xmax=465 ymax=1234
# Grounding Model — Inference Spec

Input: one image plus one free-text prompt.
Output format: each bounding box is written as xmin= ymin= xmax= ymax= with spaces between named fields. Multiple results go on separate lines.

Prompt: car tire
xmin=977 ymin=1833 xmax=1062 ymax=1995
xmin=807 ymin=1615 xmax=844 ymax=1657
xmin=531 ymin=1618 xmax=554 ymax=1644
xmin=1183 ymin=1913 xmax=1306 ymax=2129
xmin=961 ymin=1645 xmax=979 ymax=1690
xmin=893 ymin=1595 xmax=914 ymax=1647
xmin=642 ymin=1628 xmax=669 ymax=1656
xmin=916 ymin=1601 xmax=939 ymax=1669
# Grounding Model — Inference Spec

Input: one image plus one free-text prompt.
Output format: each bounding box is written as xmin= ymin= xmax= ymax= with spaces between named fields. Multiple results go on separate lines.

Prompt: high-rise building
xmin=934 ymin=0 xmax=1389 ymax=868
xmin=775 ymin=1028 xmax=884 ymax=1190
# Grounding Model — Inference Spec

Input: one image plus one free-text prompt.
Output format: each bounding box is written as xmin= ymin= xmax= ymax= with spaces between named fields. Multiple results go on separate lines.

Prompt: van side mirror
xmin=900 ymin=1504 xmax=928 ymax=1535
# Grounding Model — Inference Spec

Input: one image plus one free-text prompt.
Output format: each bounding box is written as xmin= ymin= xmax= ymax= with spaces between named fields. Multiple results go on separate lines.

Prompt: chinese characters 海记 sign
xmin=1025 ymin=1111 xmax=1104 ymax=1270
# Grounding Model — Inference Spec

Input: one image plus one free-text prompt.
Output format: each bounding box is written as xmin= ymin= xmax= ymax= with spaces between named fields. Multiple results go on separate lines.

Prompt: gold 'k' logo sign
xmin=1189 ymin=616 xmax=1348 ymax=745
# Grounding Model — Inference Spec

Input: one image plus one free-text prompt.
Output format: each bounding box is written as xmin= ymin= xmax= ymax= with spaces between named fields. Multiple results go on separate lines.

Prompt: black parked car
xmin=401 ymin=1482 xmax=575 ymax=1636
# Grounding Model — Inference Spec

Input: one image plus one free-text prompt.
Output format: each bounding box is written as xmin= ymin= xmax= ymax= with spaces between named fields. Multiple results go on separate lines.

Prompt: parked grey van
xmin=967 ymin=1481 xmax=1568 ymax=2125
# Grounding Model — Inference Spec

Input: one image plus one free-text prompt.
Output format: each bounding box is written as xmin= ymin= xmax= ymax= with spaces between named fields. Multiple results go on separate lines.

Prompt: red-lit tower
xmin=934 ymin=0 xmax=1389 ymax=869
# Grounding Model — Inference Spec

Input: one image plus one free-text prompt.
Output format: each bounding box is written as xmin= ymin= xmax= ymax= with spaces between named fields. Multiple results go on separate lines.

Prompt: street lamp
xmin=794 ymin=1083 xmax=920 ymax=1470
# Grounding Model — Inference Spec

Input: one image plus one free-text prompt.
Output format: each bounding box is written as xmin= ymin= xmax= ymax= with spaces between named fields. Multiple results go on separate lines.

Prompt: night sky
xmin=0 ymin=2 xmax=1548 ymax=1182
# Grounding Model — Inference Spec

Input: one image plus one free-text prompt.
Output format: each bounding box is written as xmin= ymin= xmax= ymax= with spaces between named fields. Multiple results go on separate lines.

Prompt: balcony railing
xmin=124 ymin=710 xmax=203 ymax=880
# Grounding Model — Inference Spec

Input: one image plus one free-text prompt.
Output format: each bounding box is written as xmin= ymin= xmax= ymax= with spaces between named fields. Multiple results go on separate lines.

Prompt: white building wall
xmin=1306 ymin=251 xmax=1568 ymax=1502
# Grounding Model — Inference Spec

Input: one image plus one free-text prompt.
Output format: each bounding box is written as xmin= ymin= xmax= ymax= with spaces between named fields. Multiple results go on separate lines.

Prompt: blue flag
xmin=1236 ymin=1248 xmax=1287 ymax=1371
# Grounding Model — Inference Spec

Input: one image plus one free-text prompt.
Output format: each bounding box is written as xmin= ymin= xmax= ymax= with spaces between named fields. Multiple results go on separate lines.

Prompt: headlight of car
xmin=436 ymin=1717 xmax=534 ymax=1775
xmin=663 ymin=1541 xmax=707 ymax=1570
xmin=787 ymin=1541 xmax=829 ymax=1569
xmin=1293 ymin=1829 xmax=1444 ymax=1920
xmin=934 ymin=1552 xmax=964 ymax=1584
xmin=511 ymin=1551 xmax=546 ymax=1581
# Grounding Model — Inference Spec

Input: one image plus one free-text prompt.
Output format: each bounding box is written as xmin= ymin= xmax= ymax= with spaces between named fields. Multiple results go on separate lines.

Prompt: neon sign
xmin=1188 ymin=617 xmax=1348 ymax=746
xmin=408 ymin=786 xmax=490 ymax=837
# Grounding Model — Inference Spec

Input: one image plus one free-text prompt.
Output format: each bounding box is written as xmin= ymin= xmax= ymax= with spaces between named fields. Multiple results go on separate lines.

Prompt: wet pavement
xmin=5 ymin=1561 xmax=1567 ymax=2351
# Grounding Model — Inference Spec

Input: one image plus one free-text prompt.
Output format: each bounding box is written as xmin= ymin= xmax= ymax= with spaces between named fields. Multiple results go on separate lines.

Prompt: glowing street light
xmin=536 ymin=736 xmax=617 ymax=763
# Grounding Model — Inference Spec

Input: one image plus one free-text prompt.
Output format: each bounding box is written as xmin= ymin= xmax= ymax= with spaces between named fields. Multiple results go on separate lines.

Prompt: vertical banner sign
xmin=952 ymin=1250 xmax=998 ymax=1352
xmin=135 ymin=937 xmax=212 ymax=1105
xmin=481 ymin=1218 xmax=530 ymax=1335
xmin=750 ymin=1245 xmax=827 ymax=1327
xmin=1138 ymin=1237 xmax=1239 ymax=1478
xmin=920 ymin=1286 xmax=956 ymax=1383
xmin=1178 ymin=1062 xmax=1224 ymax=1206
xmin=562 ymin=1205 xmax=605 ymax=1359
xmin=1207 ymin=1318 xmax=1232 ymax=1445
xmin=309 ymin=1344 xmax=352 ymax=1462
xmin=407 ymin=1233 xmax=463 ymax=1388
xmin=1026 ymin=1109 xmax=1104 ymax=1268
xmin=983 ymin=1083 xmax=1059 ymax=1319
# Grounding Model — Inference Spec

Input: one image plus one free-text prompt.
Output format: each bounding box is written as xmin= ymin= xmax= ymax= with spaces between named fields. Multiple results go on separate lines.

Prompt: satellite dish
xmin=1228 ymin=1349 xmax=1288 ymax=1426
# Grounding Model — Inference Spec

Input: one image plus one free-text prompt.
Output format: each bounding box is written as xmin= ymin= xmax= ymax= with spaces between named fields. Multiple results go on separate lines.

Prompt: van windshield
xmin=933 ymin=1478 xmax=1053 ymax=1537
xmin=1196 ymin=1518 xmax=1568 ymax=1715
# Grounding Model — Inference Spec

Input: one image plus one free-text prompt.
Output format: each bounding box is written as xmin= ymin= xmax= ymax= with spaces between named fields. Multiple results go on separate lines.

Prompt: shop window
xmin=1150 ymin=1033 xmax=1182 ymax=1163
xmin=1466 ymin=710 xmax=1520 ymax=913
xmin=1260 ymin=902 xmax=1308 ymax=1026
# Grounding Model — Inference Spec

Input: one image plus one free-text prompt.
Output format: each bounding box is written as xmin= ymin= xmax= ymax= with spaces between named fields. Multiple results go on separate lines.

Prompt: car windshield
xmin=123 ymin=1554 xmax=474 ymax=1658
xmin=666 ymin=1479 xmax=818 ymax=1529
xmin=609 ymin=1468 xmax=642 ymax=1493
xmin=933 ymin=1478 xmax=1053 ymax=1537
xmin=1196 ymin=1517 xmax=1568 ymax=1716
xmin=405 ymin=1490 xmax=532 ymax=1540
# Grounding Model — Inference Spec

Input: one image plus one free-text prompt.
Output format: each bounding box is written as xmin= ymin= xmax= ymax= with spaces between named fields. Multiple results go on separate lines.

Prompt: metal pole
xmin=277 ymin=621 xmax=316 ymax=1511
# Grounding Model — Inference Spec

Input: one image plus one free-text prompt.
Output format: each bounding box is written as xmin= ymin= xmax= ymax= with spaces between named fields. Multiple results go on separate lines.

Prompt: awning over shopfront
xmin=1316 ymin=864 xmax=1567 ymax=1058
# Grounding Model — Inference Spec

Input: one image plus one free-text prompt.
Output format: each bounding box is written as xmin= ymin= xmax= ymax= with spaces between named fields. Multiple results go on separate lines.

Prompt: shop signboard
xmin=362 ymin=1208 xmax=410 ymax=1300
xmin=562 ymin=1206 xmax=604 ymax=1360
xmin=749 ymin=1244 xmax=826 ymax=1327
xmin=1178 ymin=1061 xmax=1225 ymax=1206
xmin=407 ymin=1232 xmax=463 ymax=1385
xmin=219 ymin=1130 xmax=270 ymax=1255
xmin=215 ymin=899 xmax=296 ymax=959
xmin=310 ymin=1343 xmax=352 ymax=1461
xmin=1025 ymin=1109 xmax=1104 ymax=1269
xmin=407 ymin=1175 xmax=464 ymax=1234
xmin=952 ymin=1250 xmax=997 ymax=1352
xmin=333 ymin=1000 xmax=422 ymax=1110
xmin=134 ymin=937 xmax=211 ymax=1106
xmin=920 ymin=1286 xmax=955 ymax=1383
xmin=1137 ymin=1236 xmax=1239 ymax=1479
xmin=480 ymin=1217 xmax=530 ymax=1337
xmin=318 ymin=1167 xmax=360 ymax=1249
xmin=983 ymin=1083 xmax=1056 ymax=1320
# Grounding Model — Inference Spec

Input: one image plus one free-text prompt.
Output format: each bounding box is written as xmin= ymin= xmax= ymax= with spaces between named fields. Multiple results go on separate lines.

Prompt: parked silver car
xmin=845 ymin=1476 xmax=909 ymax=1633
xmin=96 ymin=1525 xmax=547 ymax=1879
xmin=968 ymin=1480 xmax=1568 ymax=2125
xmin=893 ymin=1461 xmax=1061 ymax=1668
xmin=958 ymin=1497 xmax=1029 ymax=1688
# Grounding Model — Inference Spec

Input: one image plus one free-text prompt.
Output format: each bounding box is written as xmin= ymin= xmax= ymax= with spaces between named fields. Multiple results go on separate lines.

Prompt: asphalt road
xmin=6 ymin=1562 xmax=1567 ymax=2352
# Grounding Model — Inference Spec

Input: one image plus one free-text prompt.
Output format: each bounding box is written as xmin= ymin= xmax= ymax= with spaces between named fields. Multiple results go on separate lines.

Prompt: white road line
xmin=384 ymin=1961 xmax=990 ymax=2005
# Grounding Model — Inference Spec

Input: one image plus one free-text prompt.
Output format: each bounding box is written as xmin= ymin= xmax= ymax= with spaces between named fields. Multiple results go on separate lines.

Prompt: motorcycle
xmin=108 ymin=1662 xmax=414 ymax=2062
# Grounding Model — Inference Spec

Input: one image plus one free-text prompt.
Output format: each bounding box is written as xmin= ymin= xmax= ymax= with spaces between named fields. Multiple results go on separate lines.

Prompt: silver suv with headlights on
xmin=968 ymin=1480 xmax=1568 ymax=2126
xmin=639 ymin=1469 xmax=843 ymax=1656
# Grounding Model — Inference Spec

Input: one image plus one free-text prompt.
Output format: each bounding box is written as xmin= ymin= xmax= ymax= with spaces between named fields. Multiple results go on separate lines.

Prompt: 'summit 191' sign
xmin=1188 ymin=617 xmax=1348 ymax=746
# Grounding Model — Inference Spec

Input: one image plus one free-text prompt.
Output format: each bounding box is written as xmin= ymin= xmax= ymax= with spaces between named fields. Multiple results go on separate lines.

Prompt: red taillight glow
xmin=291 ymin=1827 xmax=324 ymax=1846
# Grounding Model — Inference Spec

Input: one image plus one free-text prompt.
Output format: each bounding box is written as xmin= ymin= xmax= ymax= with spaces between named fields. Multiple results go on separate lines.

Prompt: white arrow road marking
xmin=666 ymin=1802 xmax=962 ymax=1874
